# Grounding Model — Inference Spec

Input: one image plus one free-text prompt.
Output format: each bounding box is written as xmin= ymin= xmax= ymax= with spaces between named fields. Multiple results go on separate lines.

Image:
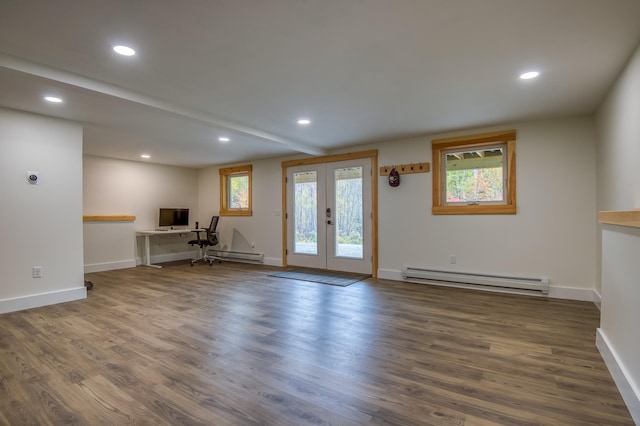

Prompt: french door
xmin=286 ymin=158 xmax=372 ymax=275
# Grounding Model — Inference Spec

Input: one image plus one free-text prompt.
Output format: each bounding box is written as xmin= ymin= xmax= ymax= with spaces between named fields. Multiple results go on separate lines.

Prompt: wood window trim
xmin=432 ymin=130 xmax=517 ymax=215
xmin=220 ymin=164 xmax=252 ymax=216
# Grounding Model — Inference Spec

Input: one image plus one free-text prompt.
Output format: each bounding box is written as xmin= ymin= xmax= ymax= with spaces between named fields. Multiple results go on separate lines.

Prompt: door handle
xmin=326 ymin=220 xmax=333 ymax=225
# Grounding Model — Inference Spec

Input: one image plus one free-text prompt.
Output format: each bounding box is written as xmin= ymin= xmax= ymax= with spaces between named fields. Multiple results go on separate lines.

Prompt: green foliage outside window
xmin=229 ymin=175 xmax=249 ymax=209
xmin=335 ymin=176 xmax=363 ymax=245
xmin=446 ymin=167 xmax=503 ymax=203
xmin=294 ymin=180 xmax=318 ymax=243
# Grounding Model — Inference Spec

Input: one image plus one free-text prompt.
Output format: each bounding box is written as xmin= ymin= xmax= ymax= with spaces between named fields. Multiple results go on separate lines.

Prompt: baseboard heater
xmin=205 ymin=249 xmax=264 ymax=264
xmin=401 ymin=267 xmax=549 ymax=295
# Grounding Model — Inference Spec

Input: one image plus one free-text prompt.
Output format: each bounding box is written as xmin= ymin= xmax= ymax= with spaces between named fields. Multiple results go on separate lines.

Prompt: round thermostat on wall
xmin=27 ymin=171 xmax=39 ymax=185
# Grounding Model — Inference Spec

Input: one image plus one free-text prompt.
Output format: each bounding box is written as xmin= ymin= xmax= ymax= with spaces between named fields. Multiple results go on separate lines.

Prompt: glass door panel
xmin=334 ymin=167 xmax=363 ymax=259
xmin=286 ymin=165 xmax=326 ymax=270
xmin=293 ymin=171 xmax=318 ymax=255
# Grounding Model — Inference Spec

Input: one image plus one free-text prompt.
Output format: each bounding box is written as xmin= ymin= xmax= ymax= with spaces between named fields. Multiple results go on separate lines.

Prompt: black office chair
xmin=188 ymin=216 xmax=219 ymax=266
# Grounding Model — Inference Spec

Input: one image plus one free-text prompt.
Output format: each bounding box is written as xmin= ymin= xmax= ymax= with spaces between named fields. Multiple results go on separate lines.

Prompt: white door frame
xmin=281 ymin=150 xmax=378 ymax=277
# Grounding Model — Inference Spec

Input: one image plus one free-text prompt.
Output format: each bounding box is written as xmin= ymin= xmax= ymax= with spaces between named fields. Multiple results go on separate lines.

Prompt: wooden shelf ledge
xmin=83 ymin=215 xmax=136 ymax=222
xmin=598 ymin=210 xmax=640 ymax=229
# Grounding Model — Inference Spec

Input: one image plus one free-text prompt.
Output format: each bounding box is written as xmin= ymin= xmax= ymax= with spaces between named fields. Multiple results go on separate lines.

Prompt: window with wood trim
xmin=220 ymin=164 xmax=252 ymax=216
xmin=432 ymin=130 xmax=516 ymax=215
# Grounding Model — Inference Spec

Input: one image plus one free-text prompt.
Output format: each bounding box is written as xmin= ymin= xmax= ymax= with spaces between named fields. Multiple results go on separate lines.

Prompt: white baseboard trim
xmin=378 ymin=268 xmax=403 ymax=281
xmin=263 ymin=257 xmax=283 ymax=267
xmin=596 ymin=329 xmax=640 ymax=424
xmin=547 ymin=285 xmax=594 ymax=302
xmin=593 ymin=288 xmax=602 ymax=311
xmin=85 ymin=259 xmax=137 ymax=273
xmin=0 ymin=287 xmax=87 ymax=314
xmin=378 ymin=268 xmax=596 ymax=301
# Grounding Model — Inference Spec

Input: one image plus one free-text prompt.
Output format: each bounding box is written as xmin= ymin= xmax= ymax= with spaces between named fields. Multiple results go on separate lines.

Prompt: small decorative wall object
xmin=388 ymin=168 xmax=400 ymax=187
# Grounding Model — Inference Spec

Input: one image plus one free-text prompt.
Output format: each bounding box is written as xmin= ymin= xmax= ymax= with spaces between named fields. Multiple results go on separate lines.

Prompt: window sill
xmin=220 ymin=210 xmax=252 ymax=217
xmin=432 ymin=204 xmax=516 ymax=215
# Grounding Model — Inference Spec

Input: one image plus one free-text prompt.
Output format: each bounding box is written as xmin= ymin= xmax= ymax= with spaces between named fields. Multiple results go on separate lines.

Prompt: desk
xmin=136 ymin=229 xmax=193 ymax=268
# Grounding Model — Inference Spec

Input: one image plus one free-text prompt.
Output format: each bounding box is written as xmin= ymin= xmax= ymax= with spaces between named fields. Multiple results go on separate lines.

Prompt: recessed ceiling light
xmin=520 ymin=71 xmax=540 ymax=80
xmin=140 ymin=154 xmax=150 ymax=159
xmin=113 ymin=45 xmax=136 ymax=56
xmin=43 ymin=96 xmax=63 ymax=103
xmin=218 ymin=137 xmax=230 ymax=142
xmin=297 ymin=118 xmax=311 ymax=125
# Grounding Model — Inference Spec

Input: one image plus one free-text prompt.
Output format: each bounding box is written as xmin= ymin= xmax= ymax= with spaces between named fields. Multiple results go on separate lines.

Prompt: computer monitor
xmin=158 ymin=208 xmax=189 ymax=228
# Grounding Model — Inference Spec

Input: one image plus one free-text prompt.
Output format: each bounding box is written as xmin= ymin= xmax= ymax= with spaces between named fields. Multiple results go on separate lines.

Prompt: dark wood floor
xmin=0 ymin=261 xmax=633 ymax=425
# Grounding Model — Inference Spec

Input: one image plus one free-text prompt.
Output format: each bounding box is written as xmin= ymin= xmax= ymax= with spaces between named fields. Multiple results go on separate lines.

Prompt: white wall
xmin=595 ymin=43 xmax=640 ymax=423
xmin=83 ymin=155 xmax=199 ymax=268
xmin=368 ymin=116 xmax=596 ymax=300
xmin=198 ymin=156 xmax=285 ymax=265
xmin=0 ymin=108 xmax=85 ymax=313
xmin=83 ymin=220 xmax=136 ymax=272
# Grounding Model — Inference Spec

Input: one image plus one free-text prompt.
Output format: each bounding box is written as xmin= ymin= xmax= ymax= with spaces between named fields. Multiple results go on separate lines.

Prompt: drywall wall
xmin=595 ymin=42 xmax=640 ymax=423
xmin=83 ymin=220 xmax=136 ymax=272
xmin=370 ymin=116 xmax=597 ymax=299
xmin=83 ymin=155 xmax=199 ymax=267
xmin=0 ymin=108 xmax=85 ymax=313
xmin=198 ymin=156 xmax=285 ymax=266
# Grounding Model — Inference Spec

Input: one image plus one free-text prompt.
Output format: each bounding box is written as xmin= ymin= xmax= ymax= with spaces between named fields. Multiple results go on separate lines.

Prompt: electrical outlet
xmin=33 ymin=266 xmax=43 ymax=278
xmin=450 ymin=255 xmax=457 ymax=264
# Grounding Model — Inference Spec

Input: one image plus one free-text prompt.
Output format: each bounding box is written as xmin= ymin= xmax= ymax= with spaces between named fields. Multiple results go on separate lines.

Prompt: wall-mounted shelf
xmin=83 ymin=215 xmax=136 ymax=222
xmin=598 ymin=210 xmax=640 ymax=229
xmin=379 ymin=162 xmax=430 ymax=176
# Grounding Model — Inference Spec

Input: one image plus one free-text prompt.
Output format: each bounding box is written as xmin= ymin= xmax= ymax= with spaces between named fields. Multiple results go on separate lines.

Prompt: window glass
xmin=293 ymin=171 xmax=318 ymax=255
xmin=444 ymin=145 xmax=505 ymax=204
xmin=334 ymin=167 xmax=364 ymax=259
xmin=228 ymin=174 xmax=249 ymax=209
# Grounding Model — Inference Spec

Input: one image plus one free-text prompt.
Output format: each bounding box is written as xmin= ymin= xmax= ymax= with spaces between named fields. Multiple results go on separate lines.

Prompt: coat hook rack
xmin=379 ymin=162 xmax=430 ymax=176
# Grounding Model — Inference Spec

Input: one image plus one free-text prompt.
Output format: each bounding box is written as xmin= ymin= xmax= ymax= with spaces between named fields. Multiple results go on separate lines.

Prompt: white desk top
xmin=136 ymin=229 xmax=194 ymax=235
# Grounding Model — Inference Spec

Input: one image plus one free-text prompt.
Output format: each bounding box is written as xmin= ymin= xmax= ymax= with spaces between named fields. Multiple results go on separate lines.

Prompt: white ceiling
xmin=1 ymin=0 xmax=639 ymax=168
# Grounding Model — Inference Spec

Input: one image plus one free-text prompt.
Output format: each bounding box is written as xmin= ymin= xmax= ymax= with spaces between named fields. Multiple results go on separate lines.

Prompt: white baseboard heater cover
xmin=206 ymin=249 xmax=264 ymax=264
xmin=401 ymin=267 xmax=549 ymax=295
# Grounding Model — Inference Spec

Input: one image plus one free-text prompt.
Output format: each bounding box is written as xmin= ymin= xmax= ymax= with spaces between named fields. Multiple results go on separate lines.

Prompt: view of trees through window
xmin=294 ymin=172 xmax=318 ymax=252
xmin=335 ymin=168 xmax=363 ymax=247
xmin=445 ymin=147 xmax=504 ymax=203
xmin=229 ymin=174 xmax=249 ymax=209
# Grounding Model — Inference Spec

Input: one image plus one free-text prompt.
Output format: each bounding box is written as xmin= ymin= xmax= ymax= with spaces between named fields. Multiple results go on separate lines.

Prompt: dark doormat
xmin=269 ymin=268 xmax=370 ymax=287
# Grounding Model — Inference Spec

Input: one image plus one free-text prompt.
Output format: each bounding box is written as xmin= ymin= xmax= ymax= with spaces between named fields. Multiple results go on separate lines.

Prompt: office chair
xmin=188 ymin=216 xmax=219 ymax=266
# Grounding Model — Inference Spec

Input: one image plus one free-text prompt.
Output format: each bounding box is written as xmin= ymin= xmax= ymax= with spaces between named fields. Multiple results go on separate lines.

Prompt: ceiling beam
xmin=0 ymin=52 xmax=326 ymax=156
